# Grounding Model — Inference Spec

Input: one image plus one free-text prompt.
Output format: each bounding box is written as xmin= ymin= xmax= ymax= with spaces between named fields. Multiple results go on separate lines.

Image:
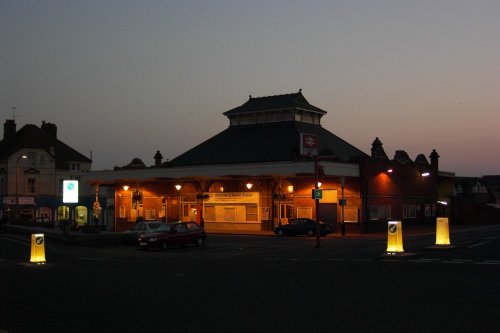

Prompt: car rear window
xmin=186 ymin=223 xmax=200 ymax=230
xmin=157 ymin=224 xmax=171 ymax=232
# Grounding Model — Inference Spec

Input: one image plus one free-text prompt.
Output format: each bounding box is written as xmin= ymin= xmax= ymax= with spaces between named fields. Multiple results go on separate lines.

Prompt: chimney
xmin=154 ymin=150 xmax=163 ymax=167
xmin=429 ymin=149 xmax=440 ymax=173
xmin=41 ymin=121 xmax=57 ymax=139
xmin=370 ymin=137 xmax=388 ymax=160
xmin=3 ymin=119 xmax=16 ymax=140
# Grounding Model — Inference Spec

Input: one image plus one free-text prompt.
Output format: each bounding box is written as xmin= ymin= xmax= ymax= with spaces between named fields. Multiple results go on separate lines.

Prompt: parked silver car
xmin=123 ymin=221 xmax=165 ymax=238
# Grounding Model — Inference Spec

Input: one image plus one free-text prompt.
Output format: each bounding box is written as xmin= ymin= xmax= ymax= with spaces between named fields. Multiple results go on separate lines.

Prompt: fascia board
xmin=83 ymin=161 xmax=359 ymax=183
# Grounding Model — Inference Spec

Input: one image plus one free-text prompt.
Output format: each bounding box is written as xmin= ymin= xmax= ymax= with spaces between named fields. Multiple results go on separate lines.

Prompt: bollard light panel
xmin=30 ymin=233 xmax=46 ymax=264
xmin=435 ymin=217 xmax=451 ymax=245
xmin=386 ymin=221 xmax=404 ymax=253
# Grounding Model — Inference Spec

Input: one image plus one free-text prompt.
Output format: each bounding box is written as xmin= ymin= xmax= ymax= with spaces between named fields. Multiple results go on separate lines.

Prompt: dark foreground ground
xmin=1 ymin=224 xmax=500 ymax=332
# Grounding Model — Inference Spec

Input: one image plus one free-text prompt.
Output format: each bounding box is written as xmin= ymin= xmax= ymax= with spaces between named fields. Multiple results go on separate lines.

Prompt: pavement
xmin=1 ymin=223 xmax=130 ymax=246
xmin=4 ymin=221 xmax=496 ymax=248
xmin=0 ymin=221 xmax=451 ymax=246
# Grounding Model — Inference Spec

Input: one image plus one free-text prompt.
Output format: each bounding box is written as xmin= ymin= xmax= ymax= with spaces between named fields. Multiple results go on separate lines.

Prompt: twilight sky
xmin=1 ymin=0 xmax=499 ymax=176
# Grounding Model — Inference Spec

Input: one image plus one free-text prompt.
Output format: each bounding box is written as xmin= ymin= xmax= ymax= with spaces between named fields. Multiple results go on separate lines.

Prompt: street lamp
xmin=340 ymin=177 xmax=346 ymax=237
xmin=175 ymin=184 xmax=182 ymax=221
xmin=15 ymin=154 xmax=28 ymax=221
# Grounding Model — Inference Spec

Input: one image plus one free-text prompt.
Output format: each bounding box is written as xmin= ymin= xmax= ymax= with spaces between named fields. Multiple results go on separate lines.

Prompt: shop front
xmin=203 ymin=192 xmax=260 ymax=232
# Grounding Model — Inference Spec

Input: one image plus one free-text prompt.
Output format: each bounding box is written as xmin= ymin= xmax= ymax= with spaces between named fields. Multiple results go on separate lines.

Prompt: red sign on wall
xmin=300 ymin=133 xmax=318 ymax=156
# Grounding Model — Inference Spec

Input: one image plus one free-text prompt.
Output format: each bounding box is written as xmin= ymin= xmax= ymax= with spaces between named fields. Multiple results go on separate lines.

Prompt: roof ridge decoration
xmin=247 ymin=89 xmax=302 ymax=100
xmin=223 ymin=90 xmax=327 ymax=119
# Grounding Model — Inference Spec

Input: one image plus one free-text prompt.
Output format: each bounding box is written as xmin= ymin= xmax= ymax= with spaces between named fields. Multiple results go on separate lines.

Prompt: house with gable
xmin=0 ymin=119 xmax=94 ymax=225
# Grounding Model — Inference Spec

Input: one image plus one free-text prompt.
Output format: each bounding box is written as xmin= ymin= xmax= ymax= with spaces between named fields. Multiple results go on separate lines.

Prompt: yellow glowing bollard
xmin=30 ymin=233 xmax=46 ymax=264
xmin=435 ymin=217 xmax=450 ymax=246
xmin=386 ymin=221 xmax=404 ymax=253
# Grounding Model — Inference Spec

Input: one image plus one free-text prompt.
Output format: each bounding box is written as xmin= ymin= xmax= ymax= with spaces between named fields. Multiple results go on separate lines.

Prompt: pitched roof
xmin=223 ymin=91 xmax=327 ymax=116
xmin=168 ymin=121 xmax=367 ymax=167
xmin=0 ymin=123 xmax=92 ymax=168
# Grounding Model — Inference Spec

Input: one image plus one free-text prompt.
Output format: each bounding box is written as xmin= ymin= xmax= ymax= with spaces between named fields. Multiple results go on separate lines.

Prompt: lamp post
xmin=314 ymin=155 xmax=321 ymax=248
xmin=278 ymin=180 xmax=282 ymax=227
xmin=175 ymin=184 xmax=182 ymax=221
xmin=340 ymin=177 xmax=346 ymax=236
xmin=15 ymin=154 xmax=28 ymax=221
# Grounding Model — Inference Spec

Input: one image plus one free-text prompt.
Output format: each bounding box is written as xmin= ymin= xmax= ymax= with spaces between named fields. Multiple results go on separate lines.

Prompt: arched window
xmin=75 ymin=206 xmax=88 ymax=226
xmin=57 ymin=206 xmax=70 ymax=222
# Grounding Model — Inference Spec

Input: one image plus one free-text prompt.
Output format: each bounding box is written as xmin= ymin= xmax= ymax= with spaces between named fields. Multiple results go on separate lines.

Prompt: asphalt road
xmin=1 ymin=226 xmax=500 ymax=333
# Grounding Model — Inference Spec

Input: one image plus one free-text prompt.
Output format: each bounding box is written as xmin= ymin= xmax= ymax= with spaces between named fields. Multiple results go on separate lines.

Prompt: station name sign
xmin=204 ymin=192 xmax=259 ymax=204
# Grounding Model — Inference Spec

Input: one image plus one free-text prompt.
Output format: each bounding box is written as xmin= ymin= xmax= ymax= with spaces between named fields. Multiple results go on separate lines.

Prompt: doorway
xmin=318 ymin=203 xmax=337 ymax=233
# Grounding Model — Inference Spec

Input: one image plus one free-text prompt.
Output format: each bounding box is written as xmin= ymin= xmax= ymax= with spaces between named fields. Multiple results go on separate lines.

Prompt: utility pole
xmin=341 ymin=177 xmax=346 ymax=236
xmin=314 ymin=154 xmax=321 ymax=248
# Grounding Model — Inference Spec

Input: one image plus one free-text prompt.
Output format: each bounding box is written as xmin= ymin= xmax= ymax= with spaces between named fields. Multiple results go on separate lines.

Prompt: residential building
xmin=0 ymin=119 xmax=94 ymax=226
xmin=451 ymin=175 xmax=500 ymax=224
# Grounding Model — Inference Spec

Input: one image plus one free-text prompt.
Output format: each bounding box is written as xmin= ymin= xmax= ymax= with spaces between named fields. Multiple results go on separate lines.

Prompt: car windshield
xmin=149 ymin=222 xmax=163 ymax=229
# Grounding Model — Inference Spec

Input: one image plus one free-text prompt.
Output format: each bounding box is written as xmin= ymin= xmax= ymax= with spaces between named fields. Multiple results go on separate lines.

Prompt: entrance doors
xmin=181 ymin=203 xmax=197 ymax=222
xmin=318 ymin=204 xmax=337 ymax=233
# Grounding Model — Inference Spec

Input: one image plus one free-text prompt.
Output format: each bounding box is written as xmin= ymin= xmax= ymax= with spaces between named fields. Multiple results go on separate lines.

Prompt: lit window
xmin=424 ymin=204 xmax=435 ymax=217
xmin=27 ymin=178 xmax=36 ymax=194
xmin=204 ymin=205 xmax=215 ymax=221
xmin=408 ymin=204 xmax=417 ymax=218
xmin=28 ymin=152 xmax=36 ymax=165
xmin=370 ymin=205 xmax=391 ymax=220
xmin=246 ymin=205 xmax=258 ymax=221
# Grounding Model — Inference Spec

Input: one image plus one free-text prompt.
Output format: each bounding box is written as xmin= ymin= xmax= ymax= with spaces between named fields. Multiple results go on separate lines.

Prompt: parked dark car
xmin=274 ymin=218 xmax=333 ymax=236
xmin=138 ymin=221 xmax=206 ymax=250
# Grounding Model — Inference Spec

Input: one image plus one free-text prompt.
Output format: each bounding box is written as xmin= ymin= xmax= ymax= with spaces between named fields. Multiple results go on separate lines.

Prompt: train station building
xmin=84 ymin=91 xmax=446 ymax=233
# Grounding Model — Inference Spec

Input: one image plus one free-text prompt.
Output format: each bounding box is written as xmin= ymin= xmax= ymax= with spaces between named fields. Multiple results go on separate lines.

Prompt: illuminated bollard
xmin=435 ymin=217 xmax=451 ymax=246
xmin=386 ymin=221 xmax=404 ymax=253
xmin=30 ymin=233 xmax=46 ymax=264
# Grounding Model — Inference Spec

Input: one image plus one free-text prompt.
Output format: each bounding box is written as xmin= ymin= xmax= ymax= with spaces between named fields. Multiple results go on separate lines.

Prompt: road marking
xmin=442 ymin=259 xmax=472 ymax=264
xmin=409 ymin=259 xmax=440 ymax=263
xmin=468 ymin=241 xmax=490 ymax=248
xmin=475 ymin=260 xmax=500 ymax=265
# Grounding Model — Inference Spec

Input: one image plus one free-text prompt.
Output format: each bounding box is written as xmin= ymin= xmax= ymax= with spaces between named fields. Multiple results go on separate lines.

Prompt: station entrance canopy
xmin=83 ymin=161 xmax=360 ymax=185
